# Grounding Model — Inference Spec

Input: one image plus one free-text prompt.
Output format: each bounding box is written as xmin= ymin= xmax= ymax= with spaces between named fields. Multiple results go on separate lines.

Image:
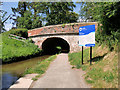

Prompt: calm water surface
xmin=2 ymin=55 xmax=50 ymax=89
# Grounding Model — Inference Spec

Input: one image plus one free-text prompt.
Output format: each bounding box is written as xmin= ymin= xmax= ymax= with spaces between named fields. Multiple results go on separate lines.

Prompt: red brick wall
xmin=28 ymin=22 xmax=98 ymax=37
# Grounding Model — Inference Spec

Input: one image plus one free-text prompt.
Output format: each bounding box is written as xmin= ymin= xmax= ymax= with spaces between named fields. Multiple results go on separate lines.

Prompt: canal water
xmin=2 ymin=55 xmax=50 ymax=89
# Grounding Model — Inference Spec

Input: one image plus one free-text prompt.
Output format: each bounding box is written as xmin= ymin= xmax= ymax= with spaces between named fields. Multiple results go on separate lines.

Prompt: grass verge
xmin=1 ymin=30 xmax=42 ymax=63
xmin=24 ymin=55 xmax=57 ymax=80
xmin=68 ymin=44 xmax=118 ymax=88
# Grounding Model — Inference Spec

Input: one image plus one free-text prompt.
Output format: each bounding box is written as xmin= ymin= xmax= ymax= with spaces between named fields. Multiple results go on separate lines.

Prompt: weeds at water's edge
xmin=24 ymin=55 xmax=57 ymax=80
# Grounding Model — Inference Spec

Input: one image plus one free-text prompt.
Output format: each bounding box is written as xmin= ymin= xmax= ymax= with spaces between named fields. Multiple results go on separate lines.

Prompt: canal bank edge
xmin=9 ymin=74 xmax=38 ymax=89
xmin=8 ymin=55 xmax=57 ymax=89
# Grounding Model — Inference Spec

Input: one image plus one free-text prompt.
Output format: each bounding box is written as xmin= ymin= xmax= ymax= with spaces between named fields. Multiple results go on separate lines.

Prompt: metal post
xmin=90 ymin=46 xmax=92 ymax=65
xmin=82 ymin=46 xmax=83 ymax=64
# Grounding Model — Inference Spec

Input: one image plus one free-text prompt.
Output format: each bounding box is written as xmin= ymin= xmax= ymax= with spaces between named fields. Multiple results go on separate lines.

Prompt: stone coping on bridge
xmin=28 ymin=32 xmax=79 ymax=37
xmin=28 ymin=22 xmax=98 ymax=37
xmin=29 ymin=22 xmax=97 ymax=31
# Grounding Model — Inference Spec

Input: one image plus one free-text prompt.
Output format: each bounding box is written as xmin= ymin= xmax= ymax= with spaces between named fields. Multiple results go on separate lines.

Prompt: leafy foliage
xmin=16 ymin=11 xmax=38 ymax=29
xmin=9 ymin=28 xmax=28 ymax=38
xmin=80 ymin=2 xmax=120 ymax=51
xmin=12 ymin=2 xmax=28 ymax=17
xmin=1 ymin=29 xmax=42 ymax=63
xmin=12 ymin=2 xmax=43 ymax=29
xmin=80 ymin=2 xmax=120 ymax=34
xmin=95 ymin=27 xmax=120 ymax=51
xmin=45 ymin=2 xmax=79 ymax=25
xmin=12 ymin=2 xmax=78 ymax=29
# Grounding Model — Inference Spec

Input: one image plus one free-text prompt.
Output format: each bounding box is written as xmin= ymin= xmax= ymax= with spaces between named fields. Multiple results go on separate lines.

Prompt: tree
xmin=0 ymin=2 xmax=11 ymax=33
xmin=12 ymin=1 xmax=78 ymax=29
xmin=0 ymin=10 xmax=11 ymax=33
xmin=16 ymin=11 xmax=33 ymax=29
xmin=12 ymin=2 xmax=28 ymax=17
xmin=45 ymin=2 xmax=79 ymax=25
xmin=11 ymin=2 xmax=29 ymax=29
xmin=80 ymin=2 xmax=120 ymax=35
xmin=79 ymin=2 xmax=120 ymax=51
xmin=12 ymin=2 xmax=43 ymax=29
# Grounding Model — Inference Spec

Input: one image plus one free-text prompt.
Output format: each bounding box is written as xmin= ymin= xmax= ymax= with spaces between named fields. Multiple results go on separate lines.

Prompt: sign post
xmin=90 ymin=46 xmax=92 ymax=65
xmin=82 ymin=46 xmax=83 ymax=64
xmin=79 ymin=25 xmax=95 ymax=65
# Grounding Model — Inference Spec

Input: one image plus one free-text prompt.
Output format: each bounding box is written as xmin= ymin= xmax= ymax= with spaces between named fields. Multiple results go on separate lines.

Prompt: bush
xmin=9 ymin=28 xmax=28 ymax=38
xmin=95 ymin=27 xmax=120 ymax=51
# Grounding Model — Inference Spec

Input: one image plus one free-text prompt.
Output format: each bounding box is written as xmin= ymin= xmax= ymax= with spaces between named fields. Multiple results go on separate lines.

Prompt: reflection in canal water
xmin=2 ymin=72 xmax=18 ymax=89
xmin=2 ymin=55 xmax=50 ymax=89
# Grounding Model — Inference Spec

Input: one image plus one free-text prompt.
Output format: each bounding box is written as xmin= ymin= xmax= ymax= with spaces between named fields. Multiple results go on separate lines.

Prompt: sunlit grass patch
xmin=69 ymin=48 xmax=89 ymax=67
xmin=1 ymin=30 xmax=42 ymax=63
xmin=68 ymin=44 xmax=118 ymax=88
xmin=24 ymin=55 xmax=56 ymax=80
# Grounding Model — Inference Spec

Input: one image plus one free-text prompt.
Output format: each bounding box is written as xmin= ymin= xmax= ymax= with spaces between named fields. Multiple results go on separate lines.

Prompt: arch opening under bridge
xmin=28 ymin=22 xmax=98 ymax=53
xmin=42 ymin=37 xmax=70 ymax=55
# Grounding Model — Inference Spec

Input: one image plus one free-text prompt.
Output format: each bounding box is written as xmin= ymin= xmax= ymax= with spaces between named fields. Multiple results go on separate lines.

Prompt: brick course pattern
xmin=28 ymin=22 xmax=98 ymax=37
xmin=28 ymin=22 xmax=98 ymax=53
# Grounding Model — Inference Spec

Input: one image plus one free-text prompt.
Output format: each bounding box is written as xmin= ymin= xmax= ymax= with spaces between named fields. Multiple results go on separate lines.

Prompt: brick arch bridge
xmin=28 ymin=22 xmax=98 ymax=53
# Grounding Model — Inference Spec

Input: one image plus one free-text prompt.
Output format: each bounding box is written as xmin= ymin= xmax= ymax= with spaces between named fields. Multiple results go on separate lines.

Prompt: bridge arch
xmin=42 ymin=37 xmax=70 ymax=54
xmin=29 ymin=22 xmax=98 ymax=53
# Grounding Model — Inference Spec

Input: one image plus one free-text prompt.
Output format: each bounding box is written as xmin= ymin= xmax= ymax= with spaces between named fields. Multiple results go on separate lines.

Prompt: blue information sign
xmin=79 ymin=25 xmax=95 ymax=47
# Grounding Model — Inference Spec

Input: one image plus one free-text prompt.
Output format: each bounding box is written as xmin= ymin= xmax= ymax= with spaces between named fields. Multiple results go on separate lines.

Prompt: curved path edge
xmin=31 ymin=54 xmax=91 ymax=88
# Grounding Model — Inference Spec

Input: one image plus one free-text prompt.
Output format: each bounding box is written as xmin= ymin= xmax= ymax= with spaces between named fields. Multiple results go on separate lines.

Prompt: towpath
xmin=31 ymin=53 xmax=90 ymax=88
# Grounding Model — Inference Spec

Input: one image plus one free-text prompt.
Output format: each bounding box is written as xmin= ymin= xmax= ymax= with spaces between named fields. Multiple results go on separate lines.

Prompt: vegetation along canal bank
xmin=1 ymin=28 xmax=57 ymax=89
xmin=68 ymin=2 xmax=120 ymax=88
xmin=1 ymin=28 xmax=43 ymax=64
xmin=2 ymin=55 xmax=50 ymax=89
xmin=68 ymin=43 xmax=118 ymax=88
xmin=1 ymin=1 xmax=120 ymax=89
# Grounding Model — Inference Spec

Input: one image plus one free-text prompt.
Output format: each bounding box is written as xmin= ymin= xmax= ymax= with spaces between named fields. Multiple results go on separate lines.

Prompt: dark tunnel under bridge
xmin=42 ymin=37 xmax=70 ymax=55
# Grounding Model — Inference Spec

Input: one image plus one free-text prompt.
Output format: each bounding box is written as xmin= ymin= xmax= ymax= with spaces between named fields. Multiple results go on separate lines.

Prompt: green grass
xmin=68 ymin=44 xmax=118 ymax=88
xmin=1 ymin=30 xmax=42 ymax=63
xmin=69 ymin=47 xmax=89 ymax=68
xmin=24 ymin=55 xmax=56 ymax=80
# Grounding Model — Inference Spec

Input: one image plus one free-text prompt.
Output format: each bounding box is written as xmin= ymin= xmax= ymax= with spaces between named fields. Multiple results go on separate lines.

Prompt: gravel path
xmin=30 ymin=53 xmax=91 ymax=88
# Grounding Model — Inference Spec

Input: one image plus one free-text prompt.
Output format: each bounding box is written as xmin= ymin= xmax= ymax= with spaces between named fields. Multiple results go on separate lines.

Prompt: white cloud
xmin=5 ymin=24 xmax=12 ymax=31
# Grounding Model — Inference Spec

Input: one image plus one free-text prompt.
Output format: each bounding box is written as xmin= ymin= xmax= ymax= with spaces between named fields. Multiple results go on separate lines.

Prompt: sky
xmin=2 ymin=2 xmax=18 ymax=31
xmin=2 ymin=2 xmax=81 ymax=31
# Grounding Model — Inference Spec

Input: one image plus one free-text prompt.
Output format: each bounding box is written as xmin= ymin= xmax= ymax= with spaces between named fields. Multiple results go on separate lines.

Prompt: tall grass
xmin=68 ymin=44 xmax=118 ymax=88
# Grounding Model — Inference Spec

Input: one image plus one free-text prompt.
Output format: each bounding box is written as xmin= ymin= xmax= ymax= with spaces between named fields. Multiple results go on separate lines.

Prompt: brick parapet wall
xmin=28 ymin=22 xmax=98 ymax=37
